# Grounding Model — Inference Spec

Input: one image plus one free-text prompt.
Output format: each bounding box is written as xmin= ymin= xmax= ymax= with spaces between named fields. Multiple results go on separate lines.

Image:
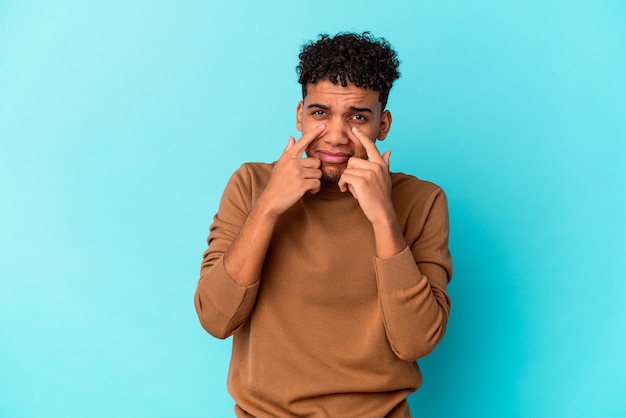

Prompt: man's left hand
xmin=338 ymin=127 xmax=396 ymax=227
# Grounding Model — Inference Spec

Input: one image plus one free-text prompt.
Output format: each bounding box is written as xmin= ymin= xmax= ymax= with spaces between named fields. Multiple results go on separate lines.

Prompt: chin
xmin=322 ymin=174 xmax=341 ymax=183
xmin=321 ymin=167 xmax=343 ymax=183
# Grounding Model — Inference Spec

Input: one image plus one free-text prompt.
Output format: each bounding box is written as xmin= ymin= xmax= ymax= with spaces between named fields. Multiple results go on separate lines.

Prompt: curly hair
xmin=296 ymin=32 xmax=401 ymax=109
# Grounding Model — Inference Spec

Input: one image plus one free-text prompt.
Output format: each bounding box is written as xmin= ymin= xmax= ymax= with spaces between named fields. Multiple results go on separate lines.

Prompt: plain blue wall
xmin=1 ymin=1 xmax=625 ymax=417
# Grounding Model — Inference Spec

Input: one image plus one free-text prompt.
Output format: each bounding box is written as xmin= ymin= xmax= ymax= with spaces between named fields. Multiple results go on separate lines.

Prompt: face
xmin=296 ymin=80 xmax=392 ymax=183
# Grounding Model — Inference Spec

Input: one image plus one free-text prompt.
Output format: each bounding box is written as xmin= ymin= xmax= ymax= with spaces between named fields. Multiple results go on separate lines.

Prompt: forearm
xmin=373 ymin=187 xmax=453 ymax=361
xmin=372 ymin=214 xmax=449 ymax=361
xmin=194 ymin=163 xmax=273 ymax=338
xmin=223 ymin=194 xmax=280 ymax=287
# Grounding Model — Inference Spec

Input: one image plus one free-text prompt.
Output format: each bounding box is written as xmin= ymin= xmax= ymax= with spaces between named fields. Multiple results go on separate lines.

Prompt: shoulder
xmin=390 ymin=173 xmax=451 ymax=261
xmin=229 ymin=162 xmax=275 ymax=187
xmin=223 ymin=162 xmax=275 ymax=204
xmin=390 ymin=172 xmax=446 ymax=202
xmin=235 ymin=162 xmax=274 ymax=178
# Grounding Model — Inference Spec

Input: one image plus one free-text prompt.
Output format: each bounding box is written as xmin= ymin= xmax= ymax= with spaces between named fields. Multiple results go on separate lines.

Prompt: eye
xmin=352 ymin=114 xmax=367 ymax=121
xmin=311 ymin=110 xmax=328 ymax=119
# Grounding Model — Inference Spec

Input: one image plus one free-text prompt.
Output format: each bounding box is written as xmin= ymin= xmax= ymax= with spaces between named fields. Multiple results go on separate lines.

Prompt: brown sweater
xmin=195 ymin=162 xmax=453 ymax=417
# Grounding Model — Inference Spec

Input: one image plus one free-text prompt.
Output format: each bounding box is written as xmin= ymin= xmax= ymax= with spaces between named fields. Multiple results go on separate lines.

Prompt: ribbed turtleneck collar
xmin=312 ymin=180 xmax=354 ymax=201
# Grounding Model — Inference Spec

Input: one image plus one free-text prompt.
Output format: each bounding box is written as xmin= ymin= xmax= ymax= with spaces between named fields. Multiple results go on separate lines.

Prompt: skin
xmin=224 ymin=80 xmax=407 ymax=287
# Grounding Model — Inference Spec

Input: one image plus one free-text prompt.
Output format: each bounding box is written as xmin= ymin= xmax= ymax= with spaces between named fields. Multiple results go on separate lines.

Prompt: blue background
xmin=1 ymin=1 xmax=625 ymax=417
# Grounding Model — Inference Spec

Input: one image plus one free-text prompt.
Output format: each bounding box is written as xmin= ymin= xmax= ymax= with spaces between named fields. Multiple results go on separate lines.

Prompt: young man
xmin=195 ymin=32 xmax=453 ymax=417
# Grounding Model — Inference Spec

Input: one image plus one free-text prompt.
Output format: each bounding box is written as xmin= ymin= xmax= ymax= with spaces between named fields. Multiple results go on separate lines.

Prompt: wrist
xmin=252 ymin=194 xmax=281 ymax=224
xmin=369 ymin=203 xmax=399 ymax=230
xmin=371 ymin=212 xmax=406 ymax=259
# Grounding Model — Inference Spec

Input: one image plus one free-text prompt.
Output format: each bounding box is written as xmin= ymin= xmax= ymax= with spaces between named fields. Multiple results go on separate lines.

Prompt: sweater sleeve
xmin=194 ymin=165 xmax=261 ymax=339
xmin=374 ymin=187 xmax=453 ymax=361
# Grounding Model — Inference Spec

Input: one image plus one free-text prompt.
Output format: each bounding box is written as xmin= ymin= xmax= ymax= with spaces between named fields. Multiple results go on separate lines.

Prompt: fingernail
xmin=317 ymin=124 xmax=325 ymax=129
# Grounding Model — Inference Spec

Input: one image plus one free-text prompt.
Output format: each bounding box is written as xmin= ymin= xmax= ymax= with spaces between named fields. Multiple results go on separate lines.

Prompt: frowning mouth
xmin=317 ymin=151 xmax=352 ymax=165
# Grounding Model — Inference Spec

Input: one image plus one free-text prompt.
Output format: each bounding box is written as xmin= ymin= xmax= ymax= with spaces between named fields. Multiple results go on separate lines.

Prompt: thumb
xmin=382 ymin=151 xmax=391 ymax=168
xmin=284 ymin=136 xmax=296 ymax=152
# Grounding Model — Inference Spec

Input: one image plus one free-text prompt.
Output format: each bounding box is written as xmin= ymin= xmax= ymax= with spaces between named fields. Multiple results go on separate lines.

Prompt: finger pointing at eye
xmin=289 ymin=124 xmax=325 ymax=157
xmin=351 ymin=126 xmax=384 ymax=163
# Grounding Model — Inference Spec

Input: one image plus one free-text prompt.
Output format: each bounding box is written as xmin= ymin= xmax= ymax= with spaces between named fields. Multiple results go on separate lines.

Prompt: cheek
xmin=301 ymin=119 xmax=319 ymax=135
xmin=353 ymin=143 xmax=368 ymax=159
xmin=347 ymin=130 xmax=374 ymax=159
xmin=304 ymin=140 xmax=319 ymax=157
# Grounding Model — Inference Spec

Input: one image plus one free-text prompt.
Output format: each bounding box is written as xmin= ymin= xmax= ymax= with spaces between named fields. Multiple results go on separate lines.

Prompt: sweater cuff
xmin=373 ymin=246 xmax=424 ymax=293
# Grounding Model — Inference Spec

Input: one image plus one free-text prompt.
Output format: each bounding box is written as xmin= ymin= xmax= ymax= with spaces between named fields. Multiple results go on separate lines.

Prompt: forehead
xmin=304 ymin=80 xmax=381 ymax=110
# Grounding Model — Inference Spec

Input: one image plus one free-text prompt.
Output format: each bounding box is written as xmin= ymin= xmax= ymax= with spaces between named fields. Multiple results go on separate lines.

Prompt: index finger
xmin=288 ymin=124 xmax=326 ymax=157
xmin=351 ymin=127 xmax=384 ymax=163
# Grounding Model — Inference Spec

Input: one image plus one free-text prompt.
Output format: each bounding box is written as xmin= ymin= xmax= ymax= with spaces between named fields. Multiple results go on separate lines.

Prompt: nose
xmin=322 ymin=118 xmax=351 ymax=146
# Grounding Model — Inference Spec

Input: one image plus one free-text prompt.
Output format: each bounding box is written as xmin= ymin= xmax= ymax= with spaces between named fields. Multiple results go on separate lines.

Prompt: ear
xmin=296 ymin=101 xmax=304 ymax=132
xmin=377 ymin=110 xmax=392 ymax=141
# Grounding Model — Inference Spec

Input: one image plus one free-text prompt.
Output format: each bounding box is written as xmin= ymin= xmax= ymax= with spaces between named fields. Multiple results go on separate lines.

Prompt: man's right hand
xmin=257 ymin=124 xmax=326 ymax=217
xmin=221 ymin=125 xmax=325 ymax=287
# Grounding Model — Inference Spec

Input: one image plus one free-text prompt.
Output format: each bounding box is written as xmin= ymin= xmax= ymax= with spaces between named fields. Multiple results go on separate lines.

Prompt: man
xmin=194 ymin=32 xmax=452 ymax=417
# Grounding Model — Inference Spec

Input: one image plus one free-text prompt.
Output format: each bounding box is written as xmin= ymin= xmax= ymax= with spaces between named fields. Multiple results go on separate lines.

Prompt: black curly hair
xmin=296 ymin=32 xmax=401 ymax=109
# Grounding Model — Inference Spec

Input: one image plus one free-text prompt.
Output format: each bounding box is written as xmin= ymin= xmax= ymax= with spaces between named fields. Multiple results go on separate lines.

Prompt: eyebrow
xmin=307 ymin=103 xmax=373 ymax=114
xmin=307 ymin=103 xmax=330 ymax=111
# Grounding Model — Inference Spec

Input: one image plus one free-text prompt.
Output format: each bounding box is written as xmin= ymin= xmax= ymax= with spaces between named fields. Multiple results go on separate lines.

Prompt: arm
xmin=339 ymin=127 xmax=452 ymax=361
xmin=374 ymin=189 xmax=452 ymax=361
xmin=194 ymin=125 xmax=326 ymax=338
xmin=222 ymin=125 xmax=325 ymax=287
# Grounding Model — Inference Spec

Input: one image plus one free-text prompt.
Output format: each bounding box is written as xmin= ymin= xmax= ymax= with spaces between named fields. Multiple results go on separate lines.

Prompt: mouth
xmin=317 ymin=151 xmax=352 ymax=165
